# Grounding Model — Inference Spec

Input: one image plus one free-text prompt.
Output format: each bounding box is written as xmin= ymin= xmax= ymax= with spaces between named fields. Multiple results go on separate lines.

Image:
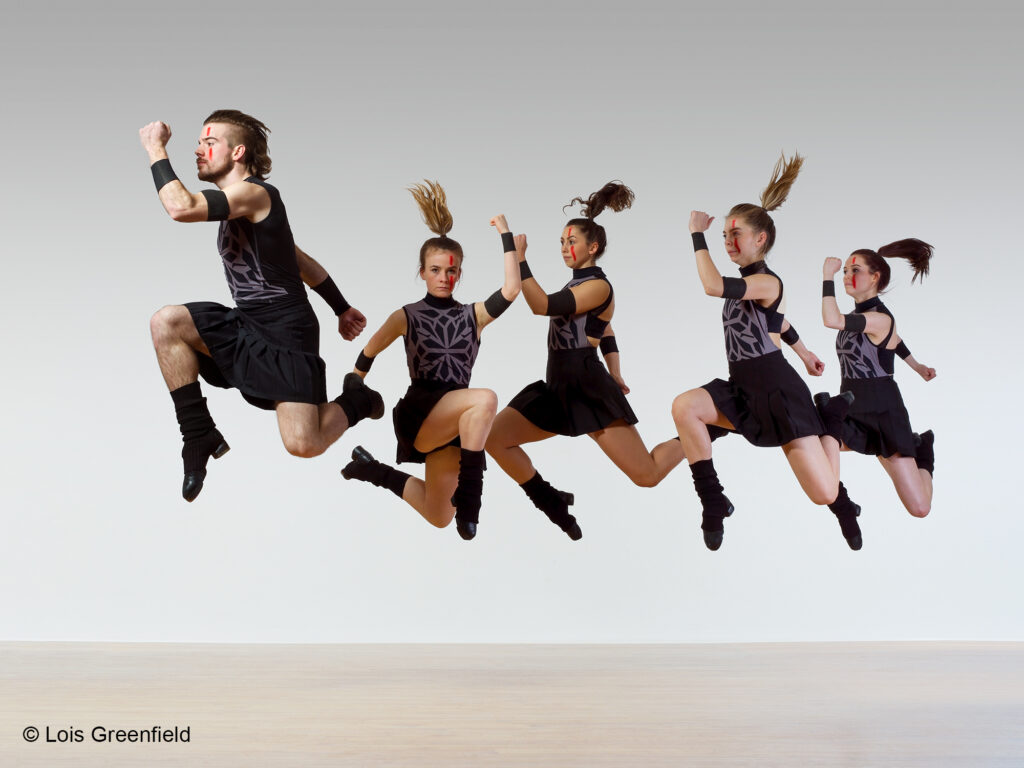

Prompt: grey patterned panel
xmin=404 ymin=300 xmax=479 ymax=386
xmin=217 ymin=220 xmax=288 ymax=304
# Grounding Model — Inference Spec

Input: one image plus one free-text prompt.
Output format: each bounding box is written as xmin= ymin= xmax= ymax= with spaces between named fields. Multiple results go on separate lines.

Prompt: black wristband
xmin=484 ymin=289 xmax=513 ymax=319
xmin=500 ymin=231 xmax=515 ymax=252
xmin=599 ymin=336 xmax=619 ymax=355
xmin=545 ymin=288 xmax=576 ymax=316
xmin=519 ymin=261 xmax=533 ymax=280
xmin=355 ymin=351 xmax=375 ymax=373
xmin=201 ymin=189 xmax=230 ymax=221
xmin=721 ymin=276 xmax=747 ymax=300
xmin=822 ymin=280 xmax=836 ymax=297
xmin=312 ymin=276 xmax=352 ymax=315
xmin=780 ymin=326 xmax=799 ymax=345
xmin=895 ymin=340 xmax=912 ymax=360
xmin=151 ymin=158 xmax=179 ymax=192
xmin=691 ymin=232 xmax=709 ymax=252
xmin=843 ymin=313 xmax=867 ymax=333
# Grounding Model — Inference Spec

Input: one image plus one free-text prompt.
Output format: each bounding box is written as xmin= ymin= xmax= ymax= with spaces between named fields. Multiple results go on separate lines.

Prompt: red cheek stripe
xmin=208 ymin=147 xmax=213 ymax=160
xmin=571 ymin=246 xmax=576 ymax=261
xmin=852 ymin=276 xmax=857 ymax=289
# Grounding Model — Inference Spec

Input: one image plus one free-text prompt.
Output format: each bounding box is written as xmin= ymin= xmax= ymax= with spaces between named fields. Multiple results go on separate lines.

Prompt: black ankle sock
xmin=452 ymin=449 xmax=486 ymax=524
xmin=344 ymin=455 xmax=410 ymax=498
xmin=690 ymin=459 xmax=732 ymax=528
xmin=170 ymin=382 xmax=216 ymax=442
xmin=915 ymin=430 xmax=935 ymax=475
xmin=333 ymin=375 xmax=382 ymax=428
xmin=828 ymin=482 xmax=862 ymax=540
xmin=520 ymin=471 xmax=577 ymax=530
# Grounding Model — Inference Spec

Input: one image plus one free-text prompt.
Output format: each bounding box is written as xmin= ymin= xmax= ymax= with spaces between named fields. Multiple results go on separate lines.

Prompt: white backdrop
xmin=1 ymin=0 xmax=1019 ymax=642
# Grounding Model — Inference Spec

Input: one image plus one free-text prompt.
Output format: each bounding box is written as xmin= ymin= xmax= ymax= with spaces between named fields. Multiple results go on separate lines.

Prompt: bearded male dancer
xmin=141 ymin=110 xmax=383 ymax=501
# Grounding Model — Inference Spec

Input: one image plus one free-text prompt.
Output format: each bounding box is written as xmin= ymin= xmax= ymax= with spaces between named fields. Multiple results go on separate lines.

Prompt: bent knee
xmin=425 ymin=505 xmax=456 ymax=528
xmin=629 ymin=469 xmax=660 ymax=488
xmin=283 ymin=436 xmax=323 ymax=459
xmin=813 ymin=482 xmax=841 ymax=506
xmin=671 ymin=391 xmax=701 ymax=422
xmin=475 ymin=389 xmax=499 ymax=415
xmin=908 ymin=503 xmax=930 ymax=518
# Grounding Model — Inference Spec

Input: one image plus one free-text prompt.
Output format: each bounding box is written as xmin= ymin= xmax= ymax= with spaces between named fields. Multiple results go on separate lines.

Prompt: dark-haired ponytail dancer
xmin=671 ymin=153 xmax=863 ymax=551
xmin=141 ymin=111 xmax=382 ymax=502
xmin=486 ymin=182 xmax=686 ymax=540
xmin=821 ymin=241 xmax=936 ymax=518
xmin=340 ymin=182 xmax=521 ymax=540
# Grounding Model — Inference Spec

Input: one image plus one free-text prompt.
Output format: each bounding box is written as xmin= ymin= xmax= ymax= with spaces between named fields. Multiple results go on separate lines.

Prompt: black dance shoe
xmin=341 ymin=444 xmax=375 ymax=480
xmin=701 ymin=500 xmax=734 ymax=552
xmin=343 ymin=373 xmax=385 ymax=420
xmin=833 ymin=504 xmax=863 ymax=551
xmin=456 ymin=518 xmax=477 ymax=540
xmin=181 ymin=433 xmax=230 ymax=502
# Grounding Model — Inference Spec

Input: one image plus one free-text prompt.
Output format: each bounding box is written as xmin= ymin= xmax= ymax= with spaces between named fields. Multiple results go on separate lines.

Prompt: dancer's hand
xmin=514 ymin=234 xmax=527 ymax=257
xmin=611 ymin=372 xmax=630 ymax=395
xmin=139 ymin=121 xmax=172 ymax=152
xmin=490 ymin=215 xmax=509 ymax=234
xmin=823 ymin=257 xmax=843 ymax=278
xmin=689 ymin=211 xmax=714 ymax=234
xmin=915 ymin=363 xmax=937 ymax=381
xmin=801 ymin=349 xmax=825 ymax=376
xmin=338 ymin=307 xmax=367 ymax=341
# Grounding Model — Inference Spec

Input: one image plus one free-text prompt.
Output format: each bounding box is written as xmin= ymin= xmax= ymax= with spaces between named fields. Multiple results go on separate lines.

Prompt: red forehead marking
xmin=731 ymin=219 xmax=736 ymax=228
xmin=449 ymin=254 xmax=453 ymax=266
xmin=852 ymin=256 xmax=857 ymax=264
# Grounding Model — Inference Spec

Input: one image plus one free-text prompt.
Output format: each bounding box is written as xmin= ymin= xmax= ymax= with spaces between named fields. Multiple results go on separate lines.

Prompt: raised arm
xmin=821 ymin=257 xmax=893 ymax=338
xmin=139 ymin=121 xmax=269 ymax=223
xmin=474 ymin=215 xmax=523 ymax=332
xmin=517 ymin=251 xmax=612 ymax=317
xmin=295 ymin=245 xmax=367 ymax=341
xmin=351 ymin=308 xmax=408 ymax=380
xmin=690 ymin=211 xmax=779 ymax=301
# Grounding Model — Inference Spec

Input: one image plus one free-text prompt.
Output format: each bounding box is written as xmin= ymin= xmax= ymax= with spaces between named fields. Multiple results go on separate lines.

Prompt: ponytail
xmin=563 ymin=181 xmax=635 ymax=259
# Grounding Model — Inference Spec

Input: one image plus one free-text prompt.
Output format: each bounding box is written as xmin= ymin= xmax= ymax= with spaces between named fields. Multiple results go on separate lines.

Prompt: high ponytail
xmin=563 ymin=181 xmax=635 ymax=259
xmin=852 ymin=238 xmax=933 ymax=291
xmin=409 ymin=180 xmax=463 ymax=269
xmin=727 ymin=151 xmax=804 ymax=255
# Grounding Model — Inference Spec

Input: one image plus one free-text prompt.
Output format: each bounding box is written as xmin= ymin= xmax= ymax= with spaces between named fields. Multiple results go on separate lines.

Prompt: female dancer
xmin=486 ymin=182 xmax=686 ymax=540
xmin=821 ymin=241 xmax=936 ymax=518
xmin=339 ymin=181 xmax=521 ymax=540
xmin=671 ymin=153 xmax=863 ymax=551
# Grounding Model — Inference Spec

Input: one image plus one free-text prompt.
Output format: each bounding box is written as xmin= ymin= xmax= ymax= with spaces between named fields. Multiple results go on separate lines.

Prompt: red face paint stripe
xmin=206 ymin=126 xmax=211 ymax=136
xmin=449 ymin=254 xmax=453 ymax=266
xmin=209 ymin=147 xmax=213 ymax=160
xmin=568 ymin=227 xmax=575 ymax=261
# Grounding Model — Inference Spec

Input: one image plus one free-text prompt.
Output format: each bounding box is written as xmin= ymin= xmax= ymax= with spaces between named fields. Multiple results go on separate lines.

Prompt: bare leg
xmin=276 ymin=402 xmax=351 ymax=458
xmin=781 ymin=436 xmax=840 ymax=506
xmin=878 ymin=454 xmax=932 ymax=517
xmin=588 ymin=421 xmax=685 ymax=487
xmin=485 ymin=407 xmax=557 ymax=484
xmin=150 ymin=305 xmax=209 ymax=390
xmin=670 ymin=388 xmax=734 ymax=465
xmin=398 ymin=446 xmax=461 ymax=528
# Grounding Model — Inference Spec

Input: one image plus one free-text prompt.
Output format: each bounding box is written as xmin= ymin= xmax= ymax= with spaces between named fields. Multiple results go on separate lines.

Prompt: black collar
xmin=855 ymin=296 xmax=883 ymax=313
xmin=423 ymin=293 xmax=458 ymax=309
xmin=739 ymin=260 xmax=767 ymax=277
xmin=572 ymin=266 xmax=605 ymax=279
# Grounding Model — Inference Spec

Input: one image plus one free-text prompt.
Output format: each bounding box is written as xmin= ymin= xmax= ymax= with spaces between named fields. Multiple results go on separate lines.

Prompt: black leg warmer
xmin=520 ymin=472 xmax=581 ymax=541
xmin=341 ymin=446 xmax=410 ymax=498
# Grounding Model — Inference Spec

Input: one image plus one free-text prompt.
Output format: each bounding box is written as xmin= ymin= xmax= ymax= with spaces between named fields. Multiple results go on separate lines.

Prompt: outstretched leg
xmin=486 ymin=407 xmax=579 ymax=539
xmin=588 ymin=422 xmax=686 ymax=488
xmin=151 ymin=305 xmax=228 ymax=502
xmin=671 ymin=388 xmax=735 ymax=551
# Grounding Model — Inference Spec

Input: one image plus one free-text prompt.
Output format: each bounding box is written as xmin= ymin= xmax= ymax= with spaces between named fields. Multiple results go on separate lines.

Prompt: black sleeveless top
xmin=836 ymin=296 xmax=897 ymax=379
xmin=722 ymin=261 xmax=784 ymax=362
xmin=216 ymin=178 xmax=306 ymax=307
xmin=402 ymin=294 xmax=480 ymax=386
xmin=548 ymin=267 xmax=614 ymax=351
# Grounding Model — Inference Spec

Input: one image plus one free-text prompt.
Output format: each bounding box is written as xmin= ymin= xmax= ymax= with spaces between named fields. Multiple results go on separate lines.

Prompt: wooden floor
xmin=1 ymin=642 xmax=1021 ymax=766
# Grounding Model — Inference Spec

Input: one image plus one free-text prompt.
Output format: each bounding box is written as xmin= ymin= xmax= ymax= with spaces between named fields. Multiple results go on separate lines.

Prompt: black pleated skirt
xmin=393 ymin=379 xmax=465 ymax=464
xmin=840 ymin=376 xmax=917 ymax=458
xmin=508 ymin=347 xmax=637 ymax=437
xmin=702 ymin=350 xmax=824 ymax=447
xmin=187 ymin=297 xmax=326 ymax=411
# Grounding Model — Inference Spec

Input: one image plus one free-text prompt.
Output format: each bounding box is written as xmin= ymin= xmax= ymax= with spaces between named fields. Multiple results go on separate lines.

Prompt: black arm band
xmin=355 ymin=351 xmax=375 ymax=373
xmin=545 ymin=288 xmax=576 ymax=316
xmin=599 ymin=336 xmax=619 ymax=355
xmin=519 ymin=260 xmax=533 ymax=280
xmin=780 ymin=326 xmax=800 ymax=345
xmin=822 ymin=280 xmax=836 ymax=297
xmin=895 ymin=340 xmax=912 ymax=360
xmin=201 ymin=189 xmax=230 ymax=221
xmin=150 ymin=158 xmax=179 ymax=192
xmin=691 ymin=232 xmax=709 ymax=252
xmin=843 ymin=313 xmax=867 ymax=333
xmin=484 ymin=289 xmax=513 ymax=319
xmin=312 ymin=276 xmax=352 ymax=315
xmin=500 ymin=231 xmax=515 ymax=252
xmin=721 ymin=277 xmax=747 ymax=300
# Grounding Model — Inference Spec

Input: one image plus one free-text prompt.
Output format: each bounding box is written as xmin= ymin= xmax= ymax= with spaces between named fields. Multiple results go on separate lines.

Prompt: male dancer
xmin=141 ymin=109 xmax=383 ymax=501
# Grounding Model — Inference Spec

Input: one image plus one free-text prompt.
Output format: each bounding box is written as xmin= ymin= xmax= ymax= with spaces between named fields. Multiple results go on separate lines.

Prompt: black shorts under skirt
xmin=508 ymin=347 xmax=638 ymax=437
xmin=840 ymin=376 xmax=917 ymax=459
xmin=702 ymin=350 xmax=824 ymax=448
xmin=393 ymin=379 xmax=465 ymax=464
xmin=187 ymin=297 xmax=326 ymax=411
